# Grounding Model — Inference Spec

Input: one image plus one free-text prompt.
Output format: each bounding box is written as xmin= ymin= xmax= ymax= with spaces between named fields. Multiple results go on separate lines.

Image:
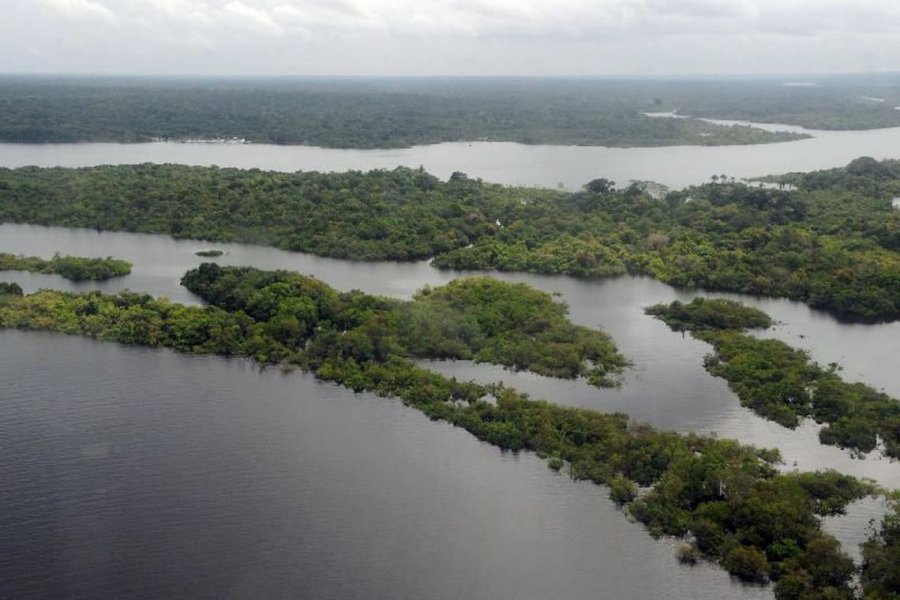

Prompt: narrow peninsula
xmin=646 ymin=297 xmax=900 ymax=458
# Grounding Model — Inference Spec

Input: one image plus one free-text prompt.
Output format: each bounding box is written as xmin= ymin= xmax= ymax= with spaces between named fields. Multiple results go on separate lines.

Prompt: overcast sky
xmin=3 ymin=0 xmax=899 ymax=76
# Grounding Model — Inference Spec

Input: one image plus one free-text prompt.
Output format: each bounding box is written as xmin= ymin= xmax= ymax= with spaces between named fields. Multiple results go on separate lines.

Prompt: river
xmin=1 ymin=132 xmax=899 ymax=598
xmin=2 ymin=121 xmax=900 ymax=189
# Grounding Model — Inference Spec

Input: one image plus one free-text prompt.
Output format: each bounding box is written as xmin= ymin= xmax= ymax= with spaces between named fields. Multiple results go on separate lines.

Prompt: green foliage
xmin=609 ymin=474 xmax=638 ymax=505
xmin=195 ymin=249 xmax=223 ymax=257
xmin=435 ymin=170 xmax=899 ymax=321
xmin=861 ymin=500 xmax=900 ymax=599
xmin=645 ymin=298 xmax=772 ymax=331
xmin=410 ymin=277 xmax=628 ymax=385
xmin=676 ymin=542 xmax=701 ymax=565
xmin=654 ymin=75 xmax=900 ymax=131
xmin=722 ymin=545 xmax=770 ymax=583
xmin=0 ymin=264 xmax=878 ymax=597
xmin=0 ymin=252 xmax=131 ymax=281
xmin=180 ymin=265 xmax=626 ymax=385
xmin=0 ymin=77 xmax=807 ymax=148
xmin=1 ymin=159 xmax=897 ymax=320
xmin=648 ymin=298 xmax=900 ymax=458
xmin=0 ymin=281 xmax=23 ymax=296
xmin=0 ymin=164 xmax=553 ymax=261
xmin=547 ymin=456 xmax=564 ymax=472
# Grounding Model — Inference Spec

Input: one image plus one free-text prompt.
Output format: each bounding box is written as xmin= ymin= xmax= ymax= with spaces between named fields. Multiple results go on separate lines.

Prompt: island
xmin=0 ymin=252 xmax=132 ymax=281
xmin=646 ymin=298 xmax=900 ymax=458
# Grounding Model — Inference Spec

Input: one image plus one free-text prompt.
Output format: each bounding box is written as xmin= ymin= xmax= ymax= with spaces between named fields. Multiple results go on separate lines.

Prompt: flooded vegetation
xmin=0 ymin=265 xmax=886 ymax=597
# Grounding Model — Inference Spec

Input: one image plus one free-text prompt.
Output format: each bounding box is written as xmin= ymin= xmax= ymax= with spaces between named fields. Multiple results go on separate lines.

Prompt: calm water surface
xmin=2 ymin=124 xmax=899 ymax=597
xmin=2 ymin=121 xmax=900 ymax=189
xmin=1 ymin=330 xmax=778 ymax=600
xmin=1 ymin=223 xmax=898 ymax=599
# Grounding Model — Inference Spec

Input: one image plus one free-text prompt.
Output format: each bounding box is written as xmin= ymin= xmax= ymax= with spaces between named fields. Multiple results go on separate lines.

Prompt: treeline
xmin=646 ymin=298 xmax=900 ymax=459
xmin=0 ymin=165 xmax=543 ymax=260
xmin=862 ymin=497 xmax=900 ymax=598
xmin=0 ymin=161 xmax=896 ymax=320
xmin=0 ymin=252 xmax=131 ymax=281
xmin=761 ymin=156 xmax=900 ymax=199
xmin=0 ymin=282 xmax=22 ymax=296
xmin=0 ymin=77 xmax=807 ymax=148
xmin=662 ymin=74 xmax=900 ymax=131
xmin=433 ymin=169 xmax=899 ymax=321
xmin=0 ymin=267 xmax=887 ymax=597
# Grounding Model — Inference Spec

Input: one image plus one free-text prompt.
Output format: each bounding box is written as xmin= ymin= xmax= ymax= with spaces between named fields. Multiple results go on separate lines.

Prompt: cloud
xmin=33 ymin=1 xmax=900 ymax=41
xmin=243 ymin=0 xmax=900 ymax=40
xmin=9 ymin=0 xmax=900 ymax=75
xmin=148 ymin=0 xmax=217 ymax=26
xmin=271 ymin=3 xmax=360 ymax=35
xmin=644 ymin=0 xmax=760 ymax=20
xmin=41 ymin=0 xmax=117 ymax=23
xmin=223 ymin=1 xmax=284 ymax=34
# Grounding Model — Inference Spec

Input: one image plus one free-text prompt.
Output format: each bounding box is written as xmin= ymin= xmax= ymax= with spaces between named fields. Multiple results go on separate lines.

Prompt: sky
xmin=3 ymin=0 xmax=899 ymax=76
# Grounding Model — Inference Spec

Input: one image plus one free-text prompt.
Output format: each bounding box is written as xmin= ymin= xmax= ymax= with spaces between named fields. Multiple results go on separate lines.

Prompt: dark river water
xmin=2 ymin=330 xmax=774 ymax=600
xmin=1 ymin=221 xmax=898 ymax=599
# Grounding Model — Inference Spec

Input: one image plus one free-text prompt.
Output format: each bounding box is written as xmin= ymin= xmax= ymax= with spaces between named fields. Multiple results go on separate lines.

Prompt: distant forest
xmin=2 ymin=75 xmax=873 ymax=148
xmin=4 ymin=76 xmax=900 ymax=149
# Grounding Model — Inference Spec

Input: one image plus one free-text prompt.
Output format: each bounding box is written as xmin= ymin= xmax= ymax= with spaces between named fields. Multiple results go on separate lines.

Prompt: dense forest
xmin=646 ymin=298 xmax=900 ymax=459
xmin=1 ymin=159 xmax=897 ymax=320
xmin=0 ymin=266 xmax=890 ymax=598
xmin=0 ymin=252 xmax=131 ymax=281
xmin=760 ymin=156 xmax=900 ymax=198
xmin=0 ymin=77 xmax=817 ymax=148
xmin=660 ymin=74 xmax=900 ymax=131
xmin=862 ymin=497 xmax=900 ymax=599
xmin=432 ymin=160 xmax=900 ymax=321
xmin=0 ymin=164 xmax=553 ymax=260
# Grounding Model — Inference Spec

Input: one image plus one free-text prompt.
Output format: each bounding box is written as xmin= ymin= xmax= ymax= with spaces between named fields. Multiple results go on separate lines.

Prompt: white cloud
xmin=148 ymin=0 xmax=217 ymax=26
xmin=32 ymin=1 xmax=900 ymax=40
xmin=7 ymin=0 xmax=900 ymax=75
xmin=40 ymin=0 xmax=117 ymax=23
xmin=223 ymin=1 xmax=284 ymax=34
xmin=272 ymin=2 xmax=380 ymax=33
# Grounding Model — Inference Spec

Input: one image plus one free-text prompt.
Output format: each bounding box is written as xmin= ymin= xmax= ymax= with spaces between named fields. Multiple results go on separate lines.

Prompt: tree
xmin=584 ymin=178 xmax=615 ymax=195
xmin=0 ymin=282 xmax=23 ymax=296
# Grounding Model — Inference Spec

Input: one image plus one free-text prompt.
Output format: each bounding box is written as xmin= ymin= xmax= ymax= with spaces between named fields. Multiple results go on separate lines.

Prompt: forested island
xmin=646 ymin=298 xmax=900 ymax=458
xmin=0 ymin=77 xmax=818 ymax=148
xmin=0 ymin=265 xmax=894 ymax=598
xmin=0 ymin=252 xmax=131 ymax=281
xmin=1 ymin=158 xmax=897 ymax=320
